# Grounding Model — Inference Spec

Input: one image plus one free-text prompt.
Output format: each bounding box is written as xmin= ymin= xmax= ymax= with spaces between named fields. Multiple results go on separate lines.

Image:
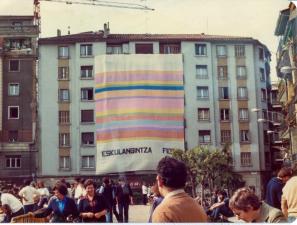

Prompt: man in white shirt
xmin=74 ymin=178 xmax=86 ymax=204
xmin=18 ymin=180 xmax=40 ymax=213
xmin=0 ymin=191 xmax=24 ymax=218
xmin=142 ymin=182 xmax=148 ymax=205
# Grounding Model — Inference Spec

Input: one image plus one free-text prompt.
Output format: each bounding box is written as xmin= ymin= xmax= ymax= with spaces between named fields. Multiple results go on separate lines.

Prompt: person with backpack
xmin=115 ymin=177 xmax=133 ymax=223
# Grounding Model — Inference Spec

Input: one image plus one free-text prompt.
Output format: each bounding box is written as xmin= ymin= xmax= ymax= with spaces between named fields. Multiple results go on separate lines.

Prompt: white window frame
xmin=240 ymin=130 xmax=250 ymax=142
xmin=8 ymin=83 xmax=20 ymax=96
xmin=81 ymin=66 xmax=93 ymax=78
xmin=80 ymin=44 xmax=93 ymax=57
xmin=59 ymin=89 xmax=70 ymax=102
xmin=106 ymin=45 xmax=123 ymax=54
xmin=81 ymin=132 xmax=95 ymax=146
xmin=6 ymin=156 xmax=21 ymax=168
xmin=195 ymin=43 xmax=207 ymax=56
xmin=216 ymin=45 xmax=227 ymax=57
xmin=221 ymin=130 xmax=231 ymax=143
xmin=59 ymin=111 xmax=70 ymax=124
xmin=241 ymin=152 xmax=252 ymax=167
xmin=235 ymin=45 xmax=245 ymax=57
xmin=219 ymin=87 xmax=229 ymax=99
xmin=82 ymin=155 xmax=95 ymax=169
xmin=59 ymin=133 xmax=70 ymax=147
xmin=9 ymin=59 xmax=20 ymax=72
xmin=196 ymin=65 xmax=208 ymax=78
xmin=237 ymin=66 xmax=247 ymax=78
xmin=260 ymin=68 xmax=266 ymax=81
xmin=58 ymin=46 xmax=69 ymax=58
xmin=239 ymin=108 xmax=249 ymax=121
xmin=197 ymin=86 xmax=209 ymax=99
xmin=218 ymin=66 xmax=228 ymax=79
xmin=58 ymin=67 xmax=69 ymax=80
xmin=59 ymin=156 xmax=70 ymax=169
xmin=199 ymin=130 xmax=211 ymax=144
xmin=198 ymin=108 xmax=210 ymax=121
xmin=220 ymin=108 xmax=230 ymax=121
xmin=8 ymin=106 xmax=19 ymax=119
xmin=81 ymin=88 xmax=94 ymax=101
xmin=238 ymin=87 xmax=248 ymax=99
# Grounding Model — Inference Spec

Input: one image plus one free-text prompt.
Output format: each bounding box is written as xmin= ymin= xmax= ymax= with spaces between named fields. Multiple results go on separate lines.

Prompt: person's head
xmin=277 ymin=167 xmax=292 ymax=183
xmin=156 ymin=157 xmax=187 ymax=196
xmin=84 ymin=179 xmax=95 ymax=196
xmin=103 ymin=177 xmax=110 ymax=186
xmin=217 ymin=190 xmax=227 ymax=202
xmin=53 ymin=181 xmax=68 ymax=200
xmin=37 ymin=180 xmax=45 ymax=188
xmin=118 ymin=177 xmax=126 ymax=186
xmin=229 ymin=187 xmax=261 ymax=222
xmin=151 ymin=182 xmax=161 ymax=197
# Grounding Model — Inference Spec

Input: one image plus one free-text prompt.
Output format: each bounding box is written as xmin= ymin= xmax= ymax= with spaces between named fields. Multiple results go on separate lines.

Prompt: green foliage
xmin=172 ymin=144 xmax=244 ymax=198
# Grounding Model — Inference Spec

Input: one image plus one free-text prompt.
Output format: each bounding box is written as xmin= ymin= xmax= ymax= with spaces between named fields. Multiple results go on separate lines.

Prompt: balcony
xmin=0 ymin=25 xmax=38 ymax=37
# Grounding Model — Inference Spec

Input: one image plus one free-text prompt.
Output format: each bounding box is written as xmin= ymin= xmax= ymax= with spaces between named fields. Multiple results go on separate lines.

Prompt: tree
xmin=172 ymin=145 xmax=244 ymax=201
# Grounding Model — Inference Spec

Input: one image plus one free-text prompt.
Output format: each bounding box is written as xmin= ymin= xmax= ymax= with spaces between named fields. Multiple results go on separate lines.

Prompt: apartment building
xmin=0 ymin=16 xmax=38 ymax=180
xmin=39 ymin=28 xmax=271 ymax=195
xmin=275 ymin=3 xmax=297 ymax=165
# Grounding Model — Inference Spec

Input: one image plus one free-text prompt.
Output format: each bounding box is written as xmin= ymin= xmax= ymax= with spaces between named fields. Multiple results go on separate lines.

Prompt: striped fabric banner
xmin=95 ymin=54 xmax=184 ymax=174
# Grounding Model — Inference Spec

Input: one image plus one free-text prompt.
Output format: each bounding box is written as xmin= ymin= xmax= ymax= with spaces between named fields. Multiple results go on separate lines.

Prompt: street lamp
xmin=251 ymin=108 xmax=284 ymax=125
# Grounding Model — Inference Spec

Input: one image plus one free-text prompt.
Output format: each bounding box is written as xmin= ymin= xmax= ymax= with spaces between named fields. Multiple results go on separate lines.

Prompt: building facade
xmin=0 ymin=16 xmax=38 ymax=181
xmin=39 ymin=30 xmax=272 ymax=195
xmin=275 ymin=3 xmax=297 ymax=166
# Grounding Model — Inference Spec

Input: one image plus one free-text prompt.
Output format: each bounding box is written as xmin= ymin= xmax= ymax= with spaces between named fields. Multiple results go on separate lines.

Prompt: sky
xmin=0 ymin=0 xmax=293 ymax=80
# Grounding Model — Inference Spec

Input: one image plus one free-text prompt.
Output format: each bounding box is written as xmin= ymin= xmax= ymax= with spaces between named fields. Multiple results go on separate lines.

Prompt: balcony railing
xmin=0 ymin=25 xmax=39 ymax=36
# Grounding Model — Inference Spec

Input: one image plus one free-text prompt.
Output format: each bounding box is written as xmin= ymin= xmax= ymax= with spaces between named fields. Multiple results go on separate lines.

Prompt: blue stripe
xmin=95 ymin=85 xmax=184 ymax=93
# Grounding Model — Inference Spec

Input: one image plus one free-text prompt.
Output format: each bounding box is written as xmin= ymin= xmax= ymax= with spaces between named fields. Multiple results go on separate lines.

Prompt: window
xmin=9 ymin=60 xmax=20 ymax=72
xmin=216 ymin=45 xmax=227 ymax=57
xmin=260 ymin=68 xmax=265 ymax=81
xmin=81 ymin=66 xmax=93 ymax=78
xmin=8 ymin=130 xmax=18 ymax=142
xmin=82 ymin=156 xmax=95 ymax=169
xmin=221 ymin=130 xmax=231 ymax=143
xmin=237 ymin=66 xmax=247 ymax=78
xmin=219 ymin=87 xmax=229 ymax=99
xmin=135 ymin=43 xmax=153 ymax=54
xmin=81 ymin=88 xmax=94 ymax=101
xmin=81 ymin=132 xmax=95 ymax=145
xmin=59 ymin=156 xmax=70 ymax=169
xmin=80 ymin=44 xmax=93 ymax=57
xmin=59 ymin=89 xmax=70 ymax=102
xmin=196 ymin=65 xmax=208 ymax=78
xmin=197 ymin=86 xmax=209 ymax=99
xmin=8 ymin=83 xmax=19 ymax=96
xmin=261 ymin=89 xmax=267 ymax=101
xmin=81 ymin=110 xmax=94 ymax=123
xmin=12 ymin=22 xmax=22 ymax=31
xmin=218 ymin=66 xmax=228 ymax=79
xmin=239 ymin=108 xmax=249 ymax=121
xmin=58 ymin=46 xmax=69 ymax=58
xmin=199 ymin=130 xmax=211 ymax=144
xmin=195 ymin=43 xmax=207 ymax=56
xmin=106 ymin=45 xmax=123 ymax=54
xmin=160 ymin=44 xmax=180 ymax=54
xmin=237 ymin=87 xmax=248 ymax=99
xmin=8 ymin=106 xmax=19 ymax=119
xmin=58 ymin=67 xmax=69 ymax=80
xmin=259 ymin=47 xmax=264 ymax=60
xmin=241 ymin=152 xmax=252 ymax=166
xmin=59 ymin=111 xmax=70 ymax=124
xmin=235 ymin=45 xmax=245 ymax=57
xmin=59 ymin=133 xmax=70 ymax=147
xmin=220 ymin=109 xmax=230 ymax=121
xmin=240 ymin=130 xmax=250 ymax=142
xmin=6 ymin=156 xmax=21 ymax=168
xmin=198 ymin=108 xmax=210 ymax=121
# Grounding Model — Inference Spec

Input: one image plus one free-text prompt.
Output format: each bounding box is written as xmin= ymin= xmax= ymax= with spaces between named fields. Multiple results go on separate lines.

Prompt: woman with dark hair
xmin=229 ymin=187 xmax=286 ymax=223
xmin=32 ymin=181 xmax=79 ymax=222
xmin=78 ymin=179 xmax=108 ymax=223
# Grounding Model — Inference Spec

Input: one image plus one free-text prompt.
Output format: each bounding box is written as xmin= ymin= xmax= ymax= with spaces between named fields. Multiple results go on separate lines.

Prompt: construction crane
xmin=33 ymin=0 xmax=154 ymax=33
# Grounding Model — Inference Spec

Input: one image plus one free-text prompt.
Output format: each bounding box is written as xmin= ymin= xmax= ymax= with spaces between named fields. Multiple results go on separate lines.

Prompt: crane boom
xmin=39 ymin=0 xmax=154 ymax=10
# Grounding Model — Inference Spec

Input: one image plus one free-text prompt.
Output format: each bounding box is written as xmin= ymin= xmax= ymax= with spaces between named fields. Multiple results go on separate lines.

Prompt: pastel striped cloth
xmin=95 ymin=55 xmax=184 ymax=143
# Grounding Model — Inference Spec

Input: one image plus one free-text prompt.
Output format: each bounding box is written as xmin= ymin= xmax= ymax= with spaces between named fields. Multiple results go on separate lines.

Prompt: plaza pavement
xmin=115 ymin=204 xmax=151 ymax=223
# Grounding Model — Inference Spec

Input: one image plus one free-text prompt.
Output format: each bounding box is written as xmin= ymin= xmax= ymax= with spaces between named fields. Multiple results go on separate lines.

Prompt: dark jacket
xmin=265 ymin=177 xmax=284 ymax=210
xmin=115 ymin=184 xmax=133 ymax=204
xmin=78 ymin=194 xmax=108 ymax=223
xmin=34 ymin=196 xmax=78 ymax=222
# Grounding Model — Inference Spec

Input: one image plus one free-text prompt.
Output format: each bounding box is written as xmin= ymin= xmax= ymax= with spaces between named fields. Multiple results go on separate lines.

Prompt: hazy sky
xmin=0 ymin=0 xmax=293 ymax=79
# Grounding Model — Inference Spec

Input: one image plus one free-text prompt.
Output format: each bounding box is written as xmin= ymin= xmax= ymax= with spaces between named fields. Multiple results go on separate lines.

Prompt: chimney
xmin=103 ymin=22 xmax=110 ymax=38
xmin=57 ymin=29 xmax=61 ymax=36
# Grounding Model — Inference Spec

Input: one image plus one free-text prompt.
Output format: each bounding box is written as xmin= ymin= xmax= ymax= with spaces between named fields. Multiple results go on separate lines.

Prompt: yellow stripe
xmin=96 ymin=108 xmax=183 ymax=117
xmin=96 ymin=80 xmax=183 ymax=89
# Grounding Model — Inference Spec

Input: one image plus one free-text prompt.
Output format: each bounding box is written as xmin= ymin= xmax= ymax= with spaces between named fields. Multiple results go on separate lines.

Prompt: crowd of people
xmin=0 ymin=156 xmax=296 ymax=223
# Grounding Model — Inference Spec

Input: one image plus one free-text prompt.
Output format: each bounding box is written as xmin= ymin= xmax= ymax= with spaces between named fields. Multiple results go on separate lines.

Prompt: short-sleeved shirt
xmin=78 ymin=194 xmax=108 ymax=223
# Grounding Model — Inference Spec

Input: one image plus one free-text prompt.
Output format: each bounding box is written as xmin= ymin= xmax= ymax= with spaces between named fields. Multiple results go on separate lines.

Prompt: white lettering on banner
xmin=162 ymin=148 xmax=174 ymax=154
